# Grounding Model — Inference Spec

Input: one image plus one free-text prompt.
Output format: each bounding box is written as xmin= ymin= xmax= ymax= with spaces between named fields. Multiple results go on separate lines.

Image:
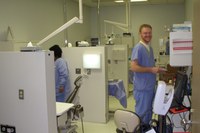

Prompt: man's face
xmin=140 ymin=27 xmax=152 ymax=44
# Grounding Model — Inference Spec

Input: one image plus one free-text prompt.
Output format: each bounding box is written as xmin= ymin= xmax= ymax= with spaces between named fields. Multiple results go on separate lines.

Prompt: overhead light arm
xmin=104 ymin=0 xmax=131 ymax=34
xmin=104 ymin=20 xmax=128 ymax=28
xmin=78 ymin=0 xmax=83 ymax=23
xmin=37 ymin=0 xmax=83 ymax=46
xmin=115 ymin=25 xmax=129 ymax=32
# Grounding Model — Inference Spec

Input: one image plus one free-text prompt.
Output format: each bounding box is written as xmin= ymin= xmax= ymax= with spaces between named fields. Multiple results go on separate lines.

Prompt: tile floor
xmin=76 ymin=94 xmax=136 ymax=133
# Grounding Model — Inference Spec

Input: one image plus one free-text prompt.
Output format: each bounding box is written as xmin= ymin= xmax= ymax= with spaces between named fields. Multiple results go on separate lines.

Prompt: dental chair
xmin=57 ymin=75 xmax=84 ymax=133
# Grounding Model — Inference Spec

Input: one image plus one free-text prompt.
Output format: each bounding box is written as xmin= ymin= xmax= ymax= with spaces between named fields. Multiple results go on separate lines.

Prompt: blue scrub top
xmin=55 ymin=58 xmax=71 ymax=102
xmin=131 ymin=42 xmax=156 ymax=91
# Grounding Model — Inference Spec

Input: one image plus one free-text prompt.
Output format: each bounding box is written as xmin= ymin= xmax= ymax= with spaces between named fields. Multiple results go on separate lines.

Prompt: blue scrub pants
xmin=133 ymin=89 xmax=155 ymax=124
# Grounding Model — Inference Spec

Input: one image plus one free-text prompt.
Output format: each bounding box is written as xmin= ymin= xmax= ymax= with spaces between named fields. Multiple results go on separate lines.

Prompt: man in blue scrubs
xmin=131 ymin=24 xmax=164 ymax=124
xmin=49 ymin=45 xmax=71 ymax=102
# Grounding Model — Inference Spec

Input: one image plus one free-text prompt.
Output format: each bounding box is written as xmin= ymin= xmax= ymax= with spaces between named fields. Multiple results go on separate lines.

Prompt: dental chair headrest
xmin=114 ymin=109 xmax=140 ymax=133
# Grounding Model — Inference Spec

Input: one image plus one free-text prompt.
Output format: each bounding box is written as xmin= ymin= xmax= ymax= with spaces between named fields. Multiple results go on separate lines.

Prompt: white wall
xmin=185 ymin=0 xmax=193 ymax=21
xmin=0 ymin=0 xmax=186 ymax=54
xmin=0 ymin=0 xmax=92 ymax=51
xmin=65 ymin=0 xmax=91 ymax=46
xmin=0 ymin=0 xmax=65 ymax=50
xmin=90 ymin=4 xmax=185 ymax=56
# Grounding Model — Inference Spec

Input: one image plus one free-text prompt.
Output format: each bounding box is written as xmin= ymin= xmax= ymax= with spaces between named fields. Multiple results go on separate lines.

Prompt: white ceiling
xmin=75 ymin=0 xmax=185 ymax=7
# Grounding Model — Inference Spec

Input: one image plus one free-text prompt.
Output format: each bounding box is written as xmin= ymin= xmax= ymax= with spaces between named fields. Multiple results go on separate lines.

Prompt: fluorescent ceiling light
xmin=130 ymin=0 xmax=148 ymax=2
xmin=115 ymin=0 xmax=147 ymax=2
xmin=115 ymin=0 xmax=124 ymax=2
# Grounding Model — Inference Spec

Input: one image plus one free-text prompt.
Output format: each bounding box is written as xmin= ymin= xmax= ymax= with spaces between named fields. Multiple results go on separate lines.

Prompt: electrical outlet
xmin=75 ymin=68 xmax=81 ymax=74
xmin=1 ymin=125 xmax=6 ymax=132
xmin=1 ymin=124 xmax=16 ymax=133
xmin=19 ymin=89 xmax=24 ymax=100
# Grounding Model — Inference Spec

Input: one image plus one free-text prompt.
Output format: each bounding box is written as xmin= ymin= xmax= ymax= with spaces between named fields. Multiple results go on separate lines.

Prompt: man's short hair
xmin=139 ymin=24 xmax=152 ymax=33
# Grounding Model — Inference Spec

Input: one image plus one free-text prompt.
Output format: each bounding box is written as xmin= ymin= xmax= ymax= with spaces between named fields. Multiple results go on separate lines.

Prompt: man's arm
xmin=130 ymin=60 xmax=160 ymax=74
xmin=57 ymin=60 xmax=68 ymax=93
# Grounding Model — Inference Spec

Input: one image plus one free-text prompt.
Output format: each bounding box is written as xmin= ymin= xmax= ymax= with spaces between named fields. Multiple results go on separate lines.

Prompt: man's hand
xmin=151 ymin=67 xmax=160 ymax=74
xmin=151 ymin=67 xmax=167 ymax=74
xmin=59 ymin=86 xmax=64 ymax=93
xmin=158 ymin=67 xmax=167 ymax=74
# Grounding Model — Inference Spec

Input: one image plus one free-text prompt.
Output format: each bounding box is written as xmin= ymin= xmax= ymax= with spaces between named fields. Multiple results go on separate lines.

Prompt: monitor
xmin=171 ymin=71 xmax=188 ymax=108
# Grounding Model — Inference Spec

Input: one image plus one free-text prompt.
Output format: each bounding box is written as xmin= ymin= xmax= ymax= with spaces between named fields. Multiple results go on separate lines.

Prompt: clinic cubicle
xmin=62 ymin=46 xmax=109 ymax=123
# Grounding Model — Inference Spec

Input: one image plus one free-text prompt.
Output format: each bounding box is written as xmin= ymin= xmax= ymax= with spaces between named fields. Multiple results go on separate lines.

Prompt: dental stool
xmin=114 ymin=109 xmax=141 ymax=133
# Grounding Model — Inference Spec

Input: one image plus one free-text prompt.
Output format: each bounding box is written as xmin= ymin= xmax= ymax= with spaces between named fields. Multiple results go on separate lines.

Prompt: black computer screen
xmin=171 ymin=71 xmax=188 ymax=108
